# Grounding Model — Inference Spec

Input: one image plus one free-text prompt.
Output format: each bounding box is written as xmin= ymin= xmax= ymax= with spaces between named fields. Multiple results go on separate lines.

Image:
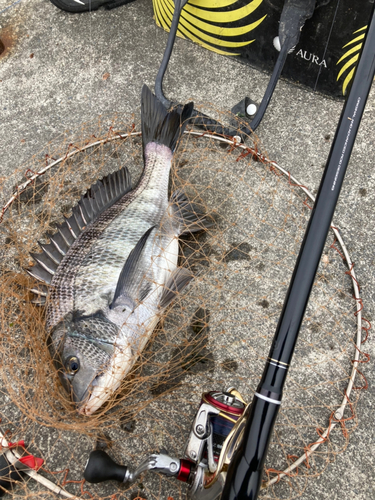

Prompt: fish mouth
xmin=72 ymin=386 xmax=90 ymax=409
xmin=78 ymin=383 xmax=112 ymax=416
xmin=57 ymin=367 xmax=101 ymax=413
xmin=62 ymin=374 xmax=91 ymax=410
xmin=69 ymin=376 xmax=105 ymax=415
xmin=77 ymin=342 xmax=133 ymax=416
xmin=76 ymin=376 xmax=109 ymax=416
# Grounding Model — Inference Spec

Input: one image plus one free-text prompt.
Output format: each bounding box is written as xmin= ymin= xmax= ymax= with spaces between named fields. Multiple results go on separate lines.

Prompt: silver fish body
xmin=51 ymin=141 xmax=175 ymax=323
xmin=27 ymin=86 xmax=208 ymax=415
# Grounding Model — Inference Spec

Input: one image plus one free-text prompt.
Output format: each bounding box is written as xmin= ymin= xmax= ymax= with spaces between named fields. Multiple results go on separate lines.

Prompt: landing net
xmin=0 ymin=109 xmax=369 ymax=500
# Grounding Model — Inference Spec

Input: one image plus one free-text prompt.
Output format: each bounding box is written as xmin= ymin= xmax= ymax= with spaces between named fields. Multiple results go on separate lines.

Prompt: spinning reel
xmin=84 ymin=388 xmax=249 ymax=499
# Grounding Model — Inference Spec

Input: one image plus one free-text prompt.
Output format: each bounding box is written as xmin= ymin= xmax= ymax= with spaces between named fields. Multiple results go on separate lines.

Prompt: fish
xmin=27 ymin=85 xmax=210 ymax=415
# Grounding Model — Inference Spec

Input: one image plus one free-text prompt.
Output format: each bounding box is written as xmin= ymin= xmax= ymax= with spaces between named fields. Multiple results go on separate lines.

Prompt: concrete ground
xmin=0 ymin=0 xmax=374 ymax=499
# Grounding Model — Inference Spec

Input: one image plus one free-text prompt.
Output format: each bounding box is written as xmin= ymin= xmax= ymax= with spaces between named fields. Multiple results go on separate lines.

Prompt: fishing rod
xmin=221 ymin=3 xmax=375 ymax=499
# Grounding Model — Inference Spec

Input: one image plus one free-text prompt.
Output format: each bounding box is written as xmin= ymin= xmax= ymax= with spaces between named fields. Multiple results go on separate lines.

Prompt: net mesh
xmin=0 ymin=108 xmax=370 ymax=500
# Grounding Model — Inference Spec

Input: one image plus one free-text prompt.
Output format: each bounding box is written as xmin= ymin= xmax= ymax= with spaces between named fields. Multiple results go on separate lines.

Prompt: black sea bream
xmin=27 ymin=85 xmax=209 ymax=415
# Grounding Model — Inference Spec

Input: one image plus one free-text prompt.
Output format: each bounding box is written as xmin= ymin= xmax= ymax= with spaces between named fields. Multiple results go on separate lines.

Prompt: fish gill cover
xmin=0 ymin=106 xmax=369 ymax=500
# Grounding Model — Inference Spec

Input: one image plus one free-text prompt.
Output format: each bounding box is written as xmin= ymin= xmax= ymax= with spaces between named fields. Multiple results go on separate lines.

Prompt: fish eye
xmin=65 ymin=356 xmax=80 ymax=375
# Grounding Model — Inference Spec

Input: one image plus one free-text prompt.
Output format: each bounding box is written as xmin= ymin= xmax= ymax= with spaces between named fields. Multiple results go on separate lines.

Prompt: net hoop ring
xmin=0 ymin=129 xmax=365 ymax=493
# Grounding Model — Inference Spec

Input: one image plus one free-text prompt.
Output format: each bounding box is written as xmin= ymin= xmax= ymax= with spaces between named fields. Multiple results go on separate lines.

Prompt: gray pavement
xmin=0 ymin=0 xmax=374 ymax=499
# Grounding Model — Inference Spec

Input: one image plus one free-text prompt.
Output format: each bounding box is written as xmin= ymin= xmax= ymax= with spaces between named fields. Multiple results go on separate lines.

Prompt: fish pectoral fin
xmin=159 ymin=267 xmax=193 ymax=309
xmin=170 ymin=190 xmax=213 ymax=236
xmin=109 ymin=226 xmax=155 ymax=310
xmin=107 ymin=296 xmax=136 ymax=320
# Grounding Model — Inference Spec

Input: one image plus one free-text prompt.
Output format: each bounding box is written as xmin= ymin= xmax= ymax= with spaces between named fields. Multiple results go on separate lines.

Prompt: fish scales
xmin=73 ymin=144 xmax=174 ymax=317
xmin=48 ymin=143 xmax=173 ymax=328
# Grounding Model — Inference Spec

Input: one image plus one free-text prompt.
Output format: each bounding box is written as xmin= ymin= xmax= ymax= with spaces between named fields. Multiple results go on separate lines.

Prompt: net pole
xmin=221 ymin=4 xmax=375 ymax=499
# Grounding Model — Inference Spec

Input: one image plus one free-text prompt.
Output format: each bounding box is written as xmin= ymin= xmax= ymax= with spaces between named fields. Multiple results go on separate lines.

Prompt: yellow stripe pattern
xmin=337 ymin=26 xmax=366 ymax=95
xmin=153 ymin=0 xmax=266 ymax=56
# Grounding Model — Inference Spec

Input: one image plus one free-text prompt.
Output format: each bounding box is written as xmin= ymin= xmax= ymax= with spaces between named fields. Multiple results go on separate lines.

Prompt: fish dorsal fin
xmin=26 ymin=167 xmax=131 ymax=292
xmin=141 ymin=85 xmax=194 ymax=153
xmin=73 ymin=166 xmax=132 ymax=230
xmin=159 ymin=267 xmax=193 ymax=309
xmin=110 ymin=226 xmax=156 ymax=311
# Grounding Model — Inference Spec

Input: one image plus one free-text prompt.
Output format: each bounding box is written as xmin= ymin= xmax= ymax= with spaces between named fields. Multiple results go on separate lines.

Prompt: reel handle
xmin=84 ymin=450 xmax=128 ymax=484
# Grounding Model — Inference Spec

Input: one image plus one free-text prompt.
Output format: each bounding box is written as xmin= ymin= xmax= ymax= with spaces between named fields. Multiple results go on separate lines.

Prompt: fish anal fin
xmin=30 ymin=283 xmax=48 ymax=307
xmin=30 ymin=284 xmax=49 ymax=297
xmin=159 ymin=267 xmax=193 ymax=310
xmin=31 ymin=295 xmax=46 ymax=306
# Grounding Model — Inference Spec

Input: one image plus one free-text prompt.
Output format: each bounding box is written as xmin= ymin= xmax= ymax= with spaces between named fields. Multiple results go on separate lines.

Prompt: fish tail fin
xmin=170 ymin=190 xmax=214 ymax=236
xmin=141 ymin=85 xmax=194 ymax=153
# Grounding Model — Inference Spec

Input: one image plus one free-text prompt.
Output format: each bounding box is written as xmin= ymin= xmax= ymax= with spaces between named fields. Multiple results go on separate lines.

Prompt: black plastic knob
xmin=84 ymin=450 xmax=128 ymax=484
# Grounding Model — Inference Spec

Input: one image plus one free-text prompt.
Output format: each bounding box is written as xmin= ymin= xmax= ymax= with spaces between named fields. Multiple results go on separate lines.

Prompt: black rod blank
xmin=221 ymin=3 xmax=375 ymax=499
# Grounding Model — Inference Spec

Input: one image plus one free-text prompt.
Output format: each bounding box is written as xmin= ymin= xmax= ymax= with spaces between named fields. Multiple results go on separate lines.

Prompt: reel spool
xmin=201 ymin=391 xmax=246 ymax=462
